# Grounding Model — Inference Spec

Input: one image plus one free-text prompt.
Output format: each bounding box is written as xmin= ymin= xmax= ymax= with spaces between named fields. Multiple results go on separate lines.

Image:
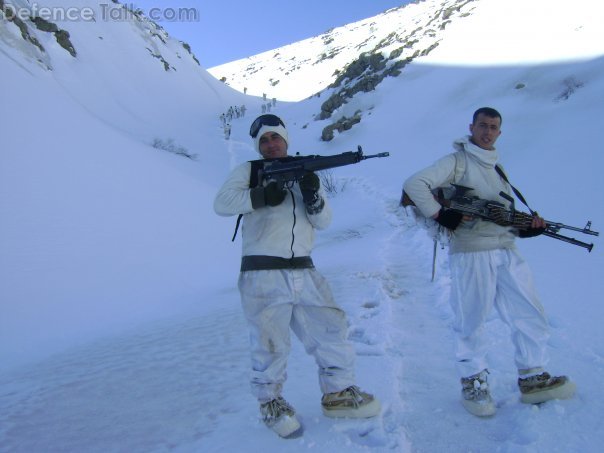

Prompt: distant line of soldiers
xmin=220 ymin=105 xmax=247 ymax=126
xmin=220 ymin=105 xmax=247 ymax=140
xmin=219 ymin=98 xmax=279 ymax=140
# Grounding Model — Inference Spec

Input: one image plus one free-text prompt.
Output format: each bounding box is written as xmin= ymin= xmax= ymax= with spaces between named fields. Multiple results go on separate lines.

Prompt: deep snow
xmin=1 ymin=0 xmax=604 ymax=451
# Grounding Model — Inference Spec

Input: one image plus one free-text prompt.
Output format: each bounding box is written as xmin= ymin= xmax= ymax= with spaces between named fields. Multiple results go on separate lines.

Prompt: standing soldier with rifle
xmin=214 ymin=114 xmax=381 ymax=438
xmin=403 ymin=107 xmax=576 ymax=417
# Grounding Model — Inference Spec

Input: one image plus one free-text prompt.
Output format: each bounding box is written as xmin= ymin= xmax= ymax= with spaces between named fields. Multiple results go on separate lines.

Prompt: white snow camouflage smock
xmin=214 ymin=161 xmax=331 ymax=257
xmin=403 ymin=136 xmax=518 ymax=254
xmin=403 ymin=137 xmax=550 ymax=378
xmin=213 ymin=160 xmax=356 ymax=402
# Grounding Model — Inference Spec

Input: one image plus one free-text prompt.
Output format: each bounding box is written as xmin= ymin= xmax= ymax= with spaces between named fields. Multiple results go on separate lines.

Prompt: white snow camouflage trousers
xmin=449 ymin=248 xmax=550 ymax=378
xmin=238 ymin=267 xmax=356 ymax=403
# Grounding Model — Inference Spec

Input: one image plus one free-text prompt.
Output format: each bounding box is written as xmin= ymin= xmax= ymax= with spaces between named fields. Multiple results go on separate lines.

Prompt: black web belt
xmin=240 ymin=255 xmax=314 ymax=272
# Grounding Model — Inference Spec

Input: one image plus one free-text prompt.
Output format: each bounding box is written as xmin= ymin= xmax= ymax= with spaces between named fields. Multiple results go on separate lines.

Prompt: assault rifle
xmin=257 ymin=146 xmax=389 ymax=188
xmin=438 ymin=184 xmax=599 ymax=252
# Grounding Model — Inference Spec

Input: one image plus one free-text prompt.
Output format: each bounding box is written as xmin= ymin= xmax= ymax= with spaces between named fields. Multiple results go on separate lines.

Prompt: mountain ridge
xmin=208 ymin=0 xmax=478 ymax=102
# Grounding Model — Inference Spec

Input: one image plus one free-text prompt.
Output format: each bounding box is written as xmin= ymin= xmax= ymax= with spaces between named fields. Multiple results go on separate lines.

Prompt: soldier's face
xmin=259 ymin=132 xmax=288 ymax=158
xmin=469 ymin=113 xmax=502 ymax=150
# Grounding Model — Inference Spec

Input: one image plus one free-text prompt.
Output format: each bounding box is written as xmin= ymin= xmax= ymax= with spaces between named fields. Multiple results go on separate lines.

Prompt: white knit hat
xmin=254 ymin=123 xmax=289 ymax=154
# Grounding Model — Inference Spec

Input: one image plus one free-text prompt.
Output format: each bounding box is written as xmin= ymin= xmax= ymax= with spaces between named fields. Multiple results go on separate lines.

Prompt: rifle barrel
xmin=362 ymin=152 xmax=390 ymax=159
xmin=545 ymin=221 xmax=599 ymax=236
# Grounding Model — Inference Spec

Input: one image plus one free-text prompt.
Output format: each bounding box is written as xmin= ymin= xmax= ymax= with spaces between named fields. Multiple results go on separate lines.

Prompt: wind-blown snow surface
xmin=2 ymin=0 xmax=604 ymax=451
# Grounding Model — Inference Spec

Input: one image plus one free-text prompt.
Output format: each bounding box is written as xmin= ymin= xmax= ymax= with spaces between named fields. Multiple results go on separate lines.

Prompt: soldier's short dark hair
xmin=472 ymin=107 xmax=502 ymax=125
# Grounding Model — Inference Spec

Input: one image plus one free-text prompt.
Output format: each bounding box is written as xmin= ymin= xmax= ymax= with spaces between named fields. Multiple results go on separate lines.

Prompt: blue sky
xmin=133 ymin=1 xmax=412 ymax=68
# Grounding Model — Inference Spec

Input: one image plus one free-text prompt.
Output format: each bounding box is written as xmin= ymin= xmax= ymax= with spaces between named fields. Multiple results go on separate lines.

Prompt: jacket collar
xmin=453 ymin=135 xmax=499 ymax=168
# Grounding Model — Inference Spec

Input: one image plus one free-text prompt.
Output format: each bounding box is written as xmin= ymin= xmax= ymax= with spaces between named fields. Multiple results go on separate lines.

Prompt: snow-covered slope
xmin=1 ymin=0 xmax=247 ymax=144
xmin=2 ymin=0 xmax=604 ymax=451
xmin=208 ymin=0 xmax=477 ymax=102
xmin=1 ymin=0 xmax=260 ymax=367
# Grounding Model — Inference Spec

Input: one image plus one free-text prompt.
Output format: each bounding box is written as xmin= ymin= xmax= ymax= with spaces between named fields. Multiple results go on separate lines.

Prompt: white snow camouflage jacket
xmin=403 ymin=136 xmax=518 ymax=254
xmin=213 ymin=161 xmax=332 ymax=258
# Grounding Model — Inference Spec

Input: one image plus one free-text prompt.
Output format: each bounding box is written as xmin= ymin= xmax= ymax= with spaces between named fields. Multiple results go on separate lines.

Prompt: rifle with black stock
xmin=231 ymin=146 xmax=389 ymax=242
xmin=256 ymin=146 xmax=390 ymax=188
xmin=434 ymin=184 xmax=599 ymax=252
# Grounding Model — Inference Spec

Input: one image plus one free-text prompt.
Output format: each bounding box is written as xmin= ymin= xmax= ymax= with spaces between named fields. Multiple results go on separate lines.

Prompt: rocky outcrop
xmin=317 ymin=0 xmax=476 ymax=138
xmin=2 ymin=0 xmax=44 ymax=53
xmin=1 ymin=0 xmax=77 ymax=57
xmin=321 ymin=112 xmax=362 ymax=141
xmin=181 ymin=41 xmax=200 ymax=65
xmin=147 ymin=49 xmax=175 ymax=71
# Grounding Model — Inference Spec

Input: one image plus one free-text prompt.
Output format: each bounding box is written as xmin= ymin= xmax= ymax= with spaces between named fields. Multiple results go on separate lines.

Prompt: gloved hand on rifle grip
xmin=518 ymin=226 xmax=546 ymax=238
xmin=518 ymin=213 xmax=547 ymax=238
xmin=250 ymin=181 xmax=287 ymax=209
xmin=299 ymin=172 xmax=320 ymax=205
xmin=435 ymin=208 xmax=464 ymax=230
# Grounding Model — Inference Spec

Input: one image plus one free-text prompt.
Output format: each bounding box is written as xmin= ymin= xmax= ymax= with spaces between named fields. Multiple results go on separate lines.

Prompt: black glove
xmin=250 ymin=181 xmax=287 ymax=209
xmin=299 ymin=172 xmax=320 ymax=205
xmin=435 ymin=208 xmax=463 ymax=230
xmin=518 ymin=227 xmax=546 ymax=238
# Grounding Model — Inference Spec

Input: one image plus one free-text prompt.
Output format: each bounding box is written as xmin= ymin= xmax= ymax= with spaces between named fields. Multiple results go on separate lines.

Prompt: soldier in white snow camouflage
xmin=403 ymin=107 xmax=575 ymax=417
xmin=214 ymin=114 xmax=380 ymax=437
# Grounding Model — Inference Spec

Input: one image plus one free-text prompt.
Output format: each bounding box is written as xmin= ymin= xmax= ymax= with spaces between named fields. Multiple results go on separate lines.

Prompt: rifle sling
xmin=232 ymin=160 xmax=265 ymax=242
xmin=495 ymin=165 xmax=535 ymax=215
